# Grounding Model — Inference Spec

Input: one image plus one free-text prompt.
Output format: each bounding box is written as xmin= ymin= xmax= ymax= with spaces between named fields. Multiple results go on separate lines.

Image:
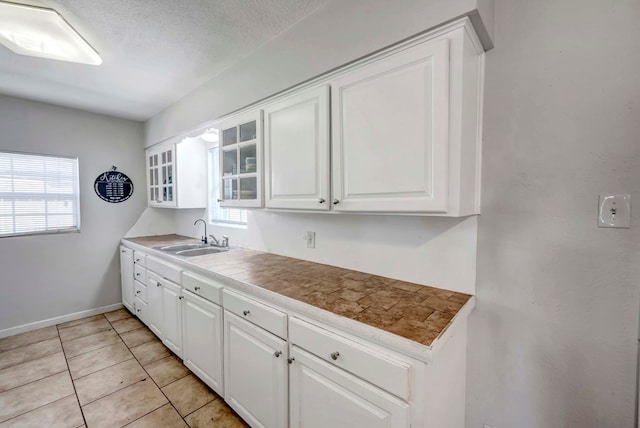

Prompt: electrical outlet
xmin=306 ymin=231 xmax=316 ymax=248
xmin=598 ymin=194 xmax=630 ymax=228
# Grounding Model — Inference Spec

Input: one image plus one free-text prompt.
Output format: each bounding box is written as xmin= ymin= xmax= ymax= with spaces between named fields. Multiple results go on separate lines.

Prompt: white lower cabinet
xmin=224 ymin=311 xmax=288 ymax=428
xmin=289 ymin=346 xmax=410 ymax=428
xmin=161 ymin=280 xmax=183 ymax=358
xmin=146 ymin=272 xmax=164 ymax=339
xmin=119 ymin=247 xmax=134 ymax=312
xmin=182 ymin=290 xmax=224 ymax=396
xmin=134 ymin=297 xmax=148 ymax=325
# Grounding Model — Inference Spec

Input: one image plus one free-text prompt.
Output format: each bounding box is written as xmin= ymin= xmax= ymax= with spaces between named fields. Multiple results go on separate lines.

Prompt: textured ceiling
xmin=0 ymin=0 xmax=331 ymax=121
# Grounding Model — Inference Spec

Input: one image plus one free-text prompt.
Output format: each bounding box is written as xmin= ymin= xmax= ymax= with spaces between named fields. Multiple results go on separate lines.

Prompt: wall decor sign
xmin=94 ymin=166 xmax=134 ymax=203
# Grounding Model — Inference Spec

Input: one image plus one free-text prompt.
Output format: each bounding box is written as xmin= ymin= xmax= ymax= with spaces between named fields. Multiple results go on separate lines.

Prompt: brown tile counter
xmin=125 ymin=234 xmax=472 ymax=349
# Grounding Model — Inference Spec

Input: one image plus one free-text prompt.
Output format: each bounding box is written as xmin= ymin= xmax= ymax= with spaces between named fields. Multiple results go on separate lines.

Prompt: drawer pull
xmin=135 ymin=258 xmax=141 ymax=262
xmin=121 ymin=250 xmax=126 ymax=253
xmin=330 ymin=352 xmax=340 ymax=361
xmin=179 ymin=296 xmax=184 ymax=300
xmin=194 ymin=286 xmax=201 ymax=291
xmin=137 ymin=309 xmax=141 ymax=313
xmin=243 ymin=310 xmax=250 ymax=316
xmin=288 ymin=357 xmax=295 ymax=364
xmin=157 ymin=283 xmax=161 ymax=287
xmin=136 ymin=290 xmax=141 ymax=294
xmin=274 ymin=351 xmax=282 ymax=358
xmin=136 ymin=273 xmax=141 ymax=277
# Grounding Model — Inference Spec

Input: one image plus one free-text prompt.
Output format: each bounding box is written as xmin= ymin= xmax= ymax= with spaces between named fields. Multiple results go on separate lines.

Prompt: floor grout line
xmin=0 ymin=392 xmax=77 ymax=425
xmin=56 ymin=324 xmax=89 ymax=428
xmin=0 ymin=355 xmax=68 ymax=394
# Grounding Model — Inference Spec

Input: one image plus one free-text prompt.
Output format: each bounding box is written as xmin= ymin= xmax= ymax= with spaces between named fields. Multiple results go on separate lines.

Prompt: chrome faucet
xmin=209 ymin=234 xmax=229 ymax=248
xmin=193 ymin=219 xmax=207 ymax=244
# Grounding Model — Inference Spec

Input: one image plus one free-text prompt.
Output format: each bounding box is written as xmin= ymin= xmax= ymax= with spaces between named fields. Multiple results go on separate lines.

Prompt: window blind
xmin=0 ymin=150 xmax=80 ymax=237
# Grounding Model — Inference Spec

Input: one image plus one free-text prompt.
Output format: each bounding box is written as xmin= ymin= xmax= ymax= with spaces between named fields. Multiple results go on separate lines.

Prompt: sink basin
xmin=175 ymin=247 xmax=230 ymax=257
xmin=157 ymin=243 xmax=207 ymax=252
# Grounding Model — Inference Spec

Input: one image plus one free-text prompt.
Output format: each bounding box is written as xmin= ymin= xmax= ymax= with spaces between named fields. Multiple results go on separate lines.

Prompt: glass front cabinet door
xmin=216 ymin=110 xmax=263 ymax=208
xmin=147 ymin=144 xmax=176 ymax=207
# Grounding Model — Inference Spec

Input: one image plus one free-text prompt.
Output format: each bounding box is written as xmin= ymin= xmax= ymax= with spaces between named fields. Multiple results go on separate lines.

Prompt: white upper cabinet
xmin=215 ymin=110 xmax=263 ymax=208
xmin=330 ymin=21 xmax=483 ymax=215
xmin=264 ymin=85 xmax=330 ymax=210
xmin=146 ymin=136 xmax=207 ymax=208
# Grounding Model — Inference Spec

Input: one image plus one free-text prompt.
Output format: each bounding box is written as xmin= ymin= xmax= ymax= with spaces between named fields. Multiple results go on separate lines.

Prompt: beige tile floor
xmin=0 ymin=309 xmax=248 ymax=428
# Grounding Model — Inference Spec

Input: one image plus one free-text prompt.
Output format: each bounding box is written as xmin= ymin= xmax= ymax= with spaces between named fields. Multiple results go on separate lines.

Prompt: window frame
xmin=0 ymin=149 xmax=81 ymax=238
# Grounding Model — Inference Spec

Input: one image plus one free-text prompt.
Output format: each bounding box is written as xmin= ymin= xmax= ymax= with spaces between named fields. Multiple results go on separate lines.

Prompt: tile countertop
xmin=124 ymin=234 xmax=474 ymax=362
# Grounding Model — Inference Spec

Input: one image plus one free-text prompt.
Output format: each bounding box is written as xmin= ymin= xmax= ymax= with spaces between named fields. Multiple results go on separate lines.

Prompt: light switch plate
xmin=598 ymin=194 xmax=630 ymax=228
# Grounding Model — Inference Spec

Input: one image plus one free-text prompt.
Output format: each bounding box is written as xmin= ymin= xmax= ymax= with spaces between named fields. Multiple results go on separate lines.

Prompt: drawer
xmin=133 ymin=250 xmax=147 ymax=267
xmin=223 ymin=289 xmax=287 ymax=339
xmin=183 ymin=271 xmax=224 ymax=305
xmin=289 ymin=317 xmax=411 ymax=400
xmin=120 ymin=246 xmax=133 ymax=257
xmin=134 ymin=297 xmax=148 ymax=325
xmin=134 ymin=264 xmax=147 ymax=283
xmin=147 ymin=256 xmax=181 ymax=284
xmin=134 ymin=280 xmax=147 ymax=303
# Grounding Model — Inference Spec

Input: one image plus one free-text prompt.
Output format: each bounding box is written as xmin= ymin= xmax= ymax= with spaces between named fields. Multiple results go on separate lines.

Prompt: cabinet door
xmin=182 ymin=291 xmax=224 ymax=395
xmin=331 ymin=39 xmax=450 ymax=213
xmin=290 ymin=347 xmax=410 ymax=428
xmin=161 ymin=280 xmax=182 ymax=358
xmin=217 ymin=110 xmax=264 ymax=208
xmin=146 ymin=272 xmax=164 ymax=339
xmin=158 ymin=146 xmax=177 ymax=207
xmin=147 ymin=151 xmax=161 ymax=205
xmin=119 ymin=247 xmax=134 ymax=312
xmin=224 ymin=311 xmax=287 ymax=428
xmin=264 ymin=85 xmax=330 ymax=210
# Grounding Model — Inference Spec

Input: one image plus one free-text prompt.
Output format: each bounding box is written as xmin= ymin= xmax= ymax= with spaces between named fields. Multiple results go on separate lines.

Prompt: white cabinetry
xmin=146 ymin=272 xmax=164 ymax=339
xmin=289 ymin=347 xmax=410 ymax=428
xmin=263 ymin=85 xmax=330 ymax=210
xmin=182 ymin=271 xmax=224 ymax=396
xmin=161 ymin=279 xmax=183 ymax=358
xmin=223 ymin=290 xmax=288 ymax=428
xmin=330 ymin=21 xmax=483 ymax=215
xmin=119 ymin=246 xmax=134 ymax=312
xmin=146 ymin=136 xmax=207 ymax=208
xmin=289 ymin=317 xmax=411 ymax=428
xmin=215 ymin=110 xmax=263 ymax=208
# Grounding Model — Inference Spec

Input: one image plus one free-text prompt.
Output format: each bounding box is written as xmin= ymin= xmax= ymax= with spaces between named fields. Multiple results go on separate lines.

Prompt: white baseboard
xmin=0 ymin=302 xmax=125 ymax=339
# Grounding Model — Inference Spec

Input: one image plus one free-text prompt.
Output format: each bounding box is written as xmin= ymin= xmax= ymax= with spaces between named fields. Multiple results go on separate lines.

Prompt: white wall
xmin=467 ymin=1 xmax=640 ymax=427
xmin=172 ymin=209 xmax=478 ymax=294
xmin=0 ymin=96 xmax=146 ymax=332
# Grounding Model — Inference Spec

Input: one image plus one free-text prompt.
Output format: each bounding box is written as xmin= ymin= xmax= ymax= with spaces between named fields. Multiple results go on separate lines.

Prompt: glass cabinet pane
xmin=162 ymin=152 xmax=166 ymax=164
xmin=149 ymin=168 xmax=154 ymax=186
xmin=167 ymin=165 xmax=173 ymax=184
xmin=239 ymin=176 xmax=257 ymax=200
xmin=223 ymin=149 xmax=238 ymax=175
xmin=239 ymin=144 xmax=257 ymax=174
xmin=223 ymin=178 xmax=237 ymax=200
xmin=239 ymin=121 xmax=257 ymax=142
xmin=166 ymin=150 xmax=172 ymax=163
xmin=222 ymin=128 xmax=237 ymax=147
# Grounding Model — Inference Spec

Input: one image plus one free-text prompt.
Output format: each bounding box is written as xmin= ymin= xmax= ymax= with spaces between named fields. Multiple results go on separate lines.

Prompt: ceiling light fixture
xmin=200 ymin=129 xmax=219 ymax=143
xmin=0 ymin=1 xmax=101 ymax=65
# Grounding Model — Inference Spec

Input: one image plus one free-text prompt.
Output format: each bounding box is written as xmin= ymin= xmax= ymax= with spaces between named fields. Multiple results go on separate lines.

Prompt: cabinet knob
xmin=217 ymin=199 xmax=223 ymax=203
xmin=137 ymin=309 xmax=141 ymax=313
xmin=157 ymin=283 xmax=161 ymax=287
xmin=288 ymin=357 xmax=295 ymax=364
xmin=136 ymin=290 xmax=141 ymax=294
xmin=330 ymin=351 xmax=340 ymax=361
xmin=136 ymin=273 xmax=141 ymax=277
xmin=179 ymin=296 xmax=184 ymax=300
xmin=243 ymin=310 xmax=250 ymax=316
xmin=274 ymin=351 xmax=282 ymax=358
xmin=194 ymin=286 xmax=201 ymax=291
xmin=318 ymin=198 xmax=325 ymax=204
xmin=135 ymin=258 xmax=141 ymax=262
xmin=332 ymin=199 xmax=340 ymax=205
xmin=121 ymin=250 xmax=126 ymax=253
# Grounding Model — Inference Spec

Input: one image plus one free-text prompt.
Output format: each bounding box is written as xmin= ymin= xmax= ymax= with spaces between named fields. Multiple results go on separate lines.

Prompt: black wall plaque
xmin=94 ymin=168 xmax=133 ymax=203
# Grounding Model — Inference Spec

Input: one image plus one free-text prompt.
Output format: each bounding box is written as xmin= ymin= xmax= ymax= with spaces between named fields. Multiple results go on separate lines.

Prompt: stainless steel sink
xmin=157 ymin=243 xmax=207 ymax=252
xmin=175 ymin=247 xmax=230 ymax=257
